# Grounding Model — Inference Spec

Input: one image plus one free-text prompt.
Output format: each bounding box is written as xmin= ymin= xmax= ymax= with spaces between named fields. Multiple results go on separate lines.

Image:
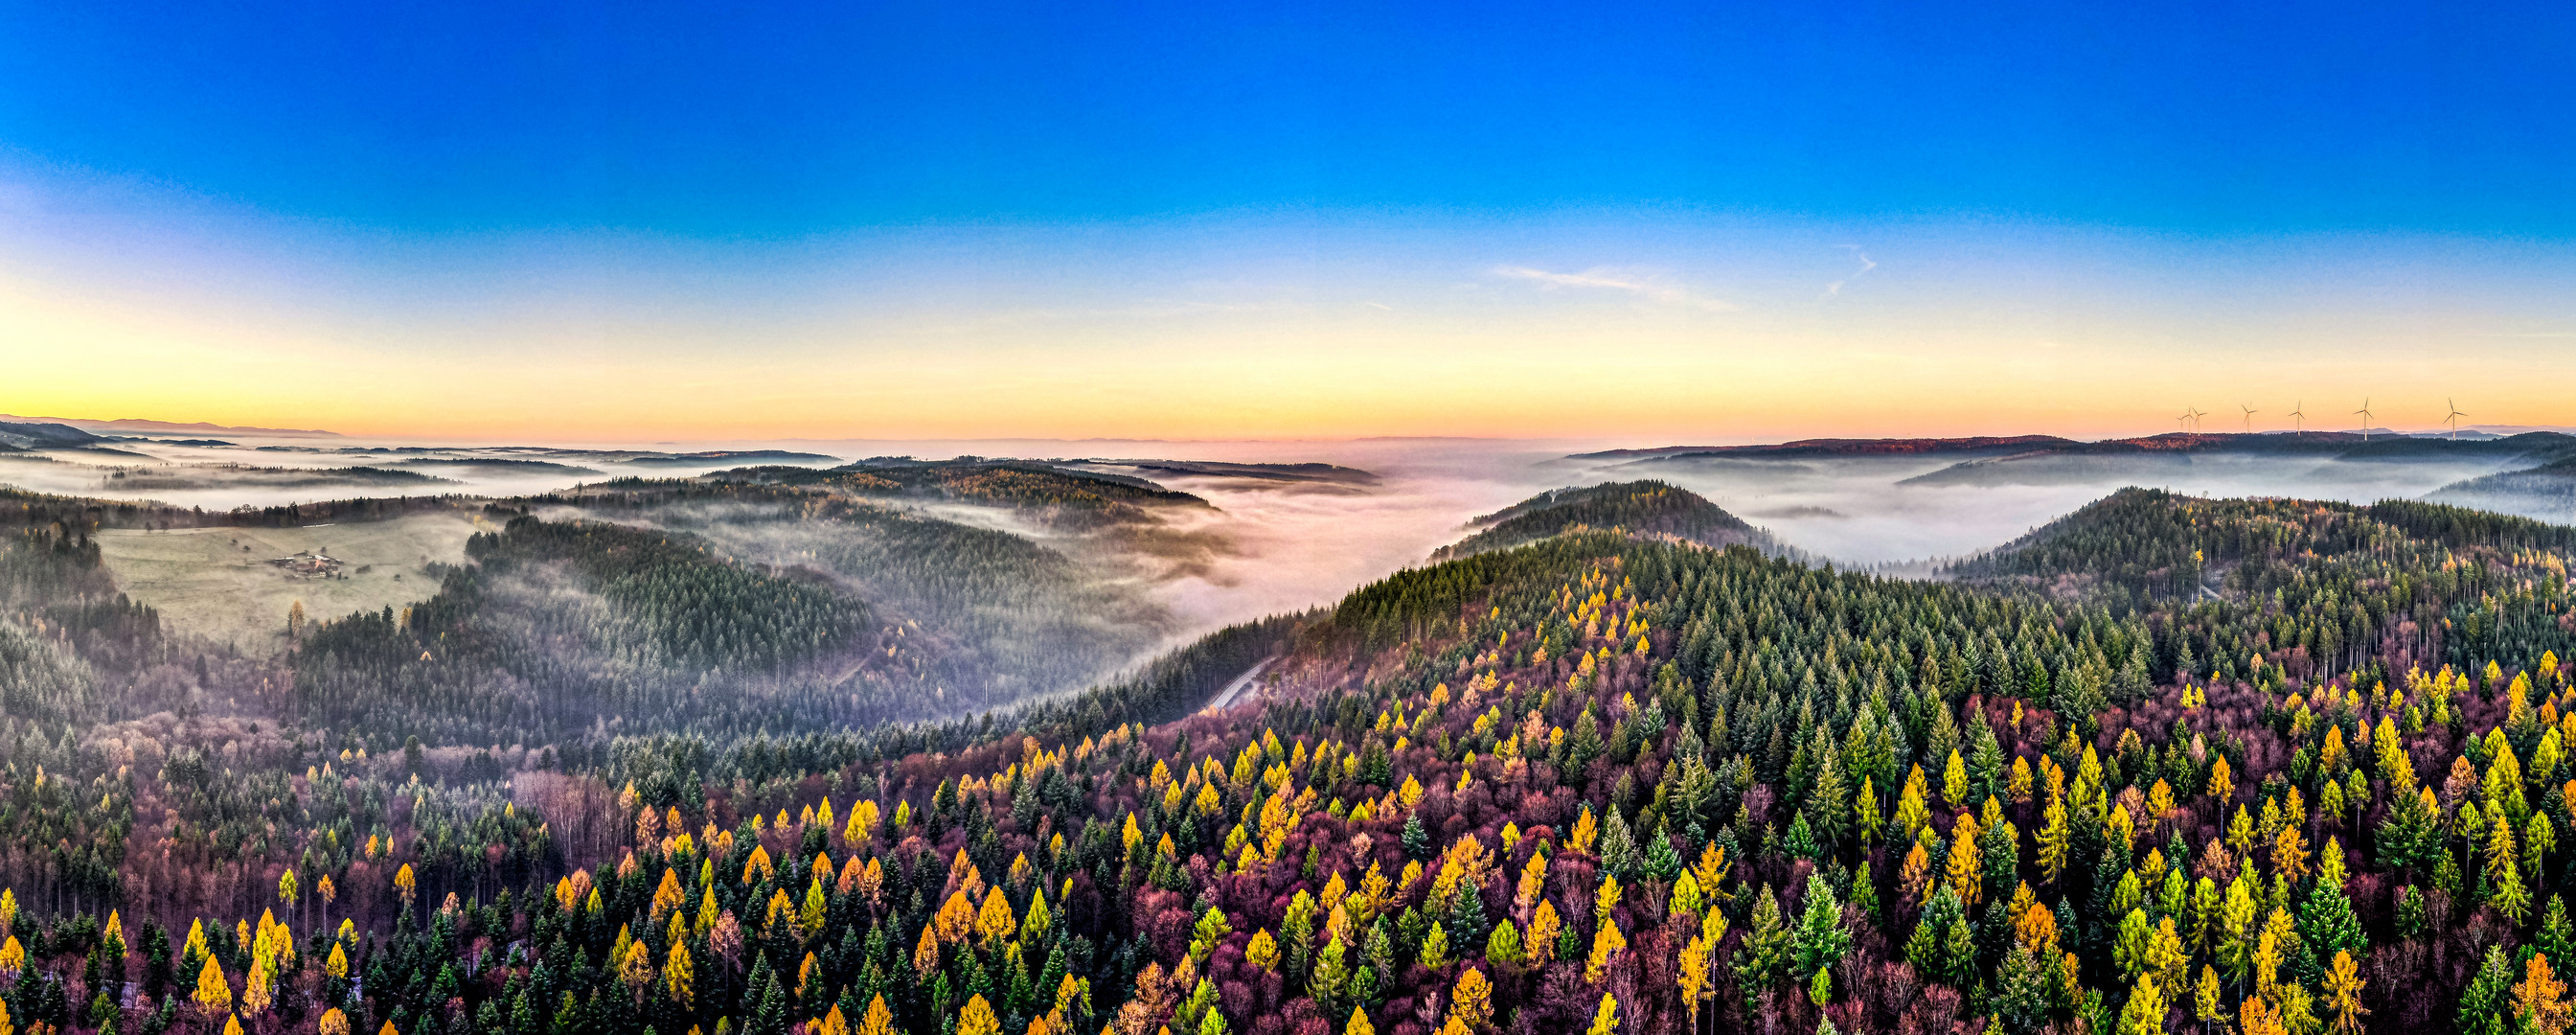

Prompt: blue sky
xmin=9 ymin=0 xmax=2569 ymax=236
xmin=2 ymin=1 xmax=2572 ymax=439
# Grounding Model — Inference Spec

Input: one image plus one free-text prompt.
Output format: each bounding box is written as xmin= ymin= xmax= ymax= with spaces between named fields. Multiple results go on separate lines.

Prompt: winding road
xmin=1206 ymin=656 xmax=1277 ymax=710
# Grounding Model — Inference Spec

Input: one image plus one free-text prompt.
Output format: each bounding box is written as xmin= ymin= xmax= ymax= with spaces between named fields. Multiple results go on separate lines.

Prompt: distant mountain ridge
xmin=1581 ymin=429 xmax=2576 ymax=465
xmin=0 ymin=413 xmax=342 ymax=437
xmin=1076 ymin=458 xmax=1379 ymax=486
xmin=0 ymin=421 xmax=109 ymax=450
xmin=1574 ymin=434 xmax=2075 ymax=460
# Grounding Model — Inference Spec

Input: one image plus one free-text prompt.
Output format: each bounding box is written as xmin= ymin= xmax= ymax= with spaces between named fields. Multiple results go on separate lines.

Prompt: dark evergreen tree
xmin=1402 ymin=814 xmax=1430 ymax=862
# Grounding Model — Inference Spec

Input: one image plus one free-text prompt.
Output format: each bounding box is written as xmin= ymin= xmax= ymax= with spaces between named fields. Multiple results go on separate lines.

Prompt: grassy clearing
xmin=96 ymin=513 xmax=479 ymax=651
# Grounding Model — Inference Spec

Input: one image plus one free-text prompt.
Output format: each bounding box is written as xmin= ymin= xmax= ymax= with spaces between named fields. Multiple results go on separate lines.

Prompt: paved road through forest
xmin=1206 ymin=656 xmax=1275 ymax=710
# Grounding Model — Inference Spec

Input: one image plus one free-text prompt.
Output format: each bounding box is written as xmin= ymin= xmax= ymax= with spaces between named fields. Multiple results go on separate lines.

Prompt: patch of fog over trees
xmin=536 ymin=489 xmax=1185 ymax=721
xmin=281 ymin=480 xmax=1215 ymax=749
xmin=0 ymin=467 xmax=1224 ymax=757
xmin=1585 ymin=433 xmax=2576 ymax=565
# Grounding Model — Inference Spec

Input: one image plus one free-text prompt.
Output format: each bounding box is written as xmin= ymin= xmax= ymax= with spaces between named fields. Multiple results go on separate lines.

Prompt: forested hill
xmin=289 ymin=516 xmax=888 ymax=747
xmin=0 ymin=421 xmax=112 ymax=450
xmin=1431 ymin=481 xmax=1776 ymax=561
xmin=1948 ymin=488 xmax=2576 ymax=605
xmin=0 ymin=485 xmax=465 ymax=530
xmin=2431 ymin=455 xmax=2576 ymax=525
xmin=15 ymin=481 xmax=2576 ymax=1035
xmin=709 ymin=458 xmax=1214 ymax=532
xmin=513 ymin=475 xmax=1187 ymax=715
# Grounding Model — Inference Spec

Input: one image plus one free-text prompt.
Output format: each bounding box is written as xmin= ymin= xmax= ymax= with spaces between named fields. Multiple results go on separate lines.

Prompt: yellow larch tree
xmin=1584 ymin=919 xmax=1626 ymax=983
xmin=1526 ymin=902 xmax=1562 ymax=966
xmin=1943 ymin=750 xmax=1971 ymax=810
xmin=194 ymin=954 xmax=233 ymax=1013
xmin=2518 ymin=952 xmax=2573 ymax=1035
xmin=666 ymin=940 xmax=695 ymax=1006
xmin=856 ymin=995 xmax=895 ymax=1035
xmin=957 ymin=994 xmax=1001 ymax=1035
xmin=1585 ymin=993 xmax=1619 ymax=1035
xmin=2271 ymin=824 xmax=2311 ymax=884
xmin=1676 ymin=933 xmax=1711 ymax=1027
xmin=1514 ymin=852 xmax=1548 ymax=917
xmin=2323 ymin=950 xmax=2367 ymax=1034
xmin=1448 ymin=968 xmax=1493 ymax=1031
xmin=976 ymin=887 xmax=1017 ymax=951
xmin=241 ymin=961 xmax=273 ymax=1016
xmin=936 ymin=890 xmax=978 ymax=944
xmin=912 ymin=926 xmax=941 ymax=979
xmin=1945 ymin=814 xmax=1985 ymax=908
xmin=651 ymin=867 xmax=688 ymax=924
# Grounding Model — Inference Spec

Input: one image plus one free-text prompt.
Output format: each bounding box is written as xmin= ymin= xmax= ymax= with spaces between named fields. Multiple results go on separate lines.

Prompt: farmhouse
xmin=262 ymin=550 xmax=341 ymax=577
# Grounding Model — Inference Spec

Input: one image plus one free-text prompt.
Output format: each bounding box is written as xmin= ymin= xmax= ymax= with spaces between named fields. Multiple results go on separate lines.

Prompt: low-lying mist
xmin=0 ymin=436 xmax=846 ymax=510
xmin=22 ymin=427 xmax=2569 ymax=699
xmin=1575 ymin=446 xmax=2553 ymax=566
xmin=1069 ymin=440 xmax=1588 ymax=631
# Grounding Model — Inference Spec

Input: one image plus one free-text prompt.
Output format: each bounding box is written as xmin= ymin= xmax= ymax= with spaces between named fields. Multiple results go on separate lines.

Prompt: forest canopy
xmin=0 ymin=480 xmax=2571 ymax=1035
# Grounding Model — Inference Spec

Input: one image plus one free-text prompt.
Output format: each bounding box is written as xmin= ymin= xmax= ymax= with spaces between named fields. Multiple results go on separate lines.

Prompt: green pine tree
xmin=2541 ymin=895 xmax=2576 ymax=968
xmin=1782 ymin=815 xmax=1820 ymax=861
xmin=1790 ymin=874 xmax=1851 ymax=979
xmin=1600 ymin=808 xmax=1642 ymax=878
xmin=1402 ymin=815 xmax=1431 ymax=861
xmin=2296 ymin=880 xmax=2364 ymax=964
xmin=1644 ymin=830 xmax=1685 ymax=882
xmin=1848 ymin=860 xmax=1881 ymax=919
xmin=751 ymin=960 xmax=787 ymax=1035
xmin=1733 ymin=887 xmax=1791 ymax=1014
xmin=1806 ymin=728 xmax=1851 ymax=844
xmin=1906 ymin=886 xmax=1962 ymax=978
xmin=1447 ymin=879 xmax=1489 ymax=948
xmin=2455 ymin=947 xmax=2515 ymax=1035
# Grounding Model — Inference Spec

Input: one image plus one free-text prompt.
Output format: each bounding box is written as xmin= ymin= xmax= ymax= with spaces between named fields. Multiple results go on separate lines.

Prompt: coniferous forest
xmin=1432 ymin=483 xmax=1781 ymax=562
xmin=5 ymin=474 xmax=2576 ymax=1035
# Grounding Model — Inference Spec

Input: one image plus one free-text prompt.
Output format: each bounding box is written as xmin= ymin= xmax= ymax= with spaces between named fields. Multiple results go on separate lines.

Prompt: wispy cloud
xmin=906 ymin=299 xmax=1282 ymax=335
xmin=1824 ymin=245 xmax=1877 ymax=297
xmin=1491 ymin=264 xmax=1736 ymax=311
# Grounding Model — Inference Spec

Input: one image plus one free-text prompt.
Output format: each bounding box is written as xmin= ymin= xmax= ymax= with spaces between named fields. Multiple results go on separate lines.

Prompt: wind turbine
xmin=2176 ymin=411 xmax=2190 ymax=437
xmin=2241 ymin=403 xmax=2257 ymax=435
xmin=2446 ymin=399 xmax=2468 ymax=440
xmin=2189 ymin=406 xmax=2206 ymax=436
xmin=2353 ymin=398 xmax=2374 ymax=442
xmin=2288 ymin=402 xmax=2305 ymax=437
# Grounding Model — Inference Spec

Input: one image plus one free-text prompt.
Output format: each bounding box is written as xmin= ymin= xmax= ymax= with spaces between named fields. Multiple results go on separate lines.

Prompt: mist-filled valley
xmin=15 ymin=423 xmax=2576 ymax=744
xmin=9 ymin=420 xmax=2576 ymax=1035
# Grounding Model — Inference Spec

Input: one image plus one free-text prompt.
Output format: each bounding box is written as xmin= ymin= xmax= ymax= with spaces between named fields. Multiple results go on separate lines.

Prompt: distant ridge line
xmin=1573 ymin=435 xmax=2079 ymax=459
xmin=0 ymin=414 xmax=343 ymax=438
xmin=1576 ymin=429 xmax=2576 ymax=462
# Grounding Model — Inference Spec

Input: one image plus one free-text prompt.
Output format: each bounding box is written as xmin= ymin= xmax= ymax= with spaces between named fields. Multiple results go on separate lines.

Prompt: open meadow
xmin=94 ymin=511 xmax=479 ymax=648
